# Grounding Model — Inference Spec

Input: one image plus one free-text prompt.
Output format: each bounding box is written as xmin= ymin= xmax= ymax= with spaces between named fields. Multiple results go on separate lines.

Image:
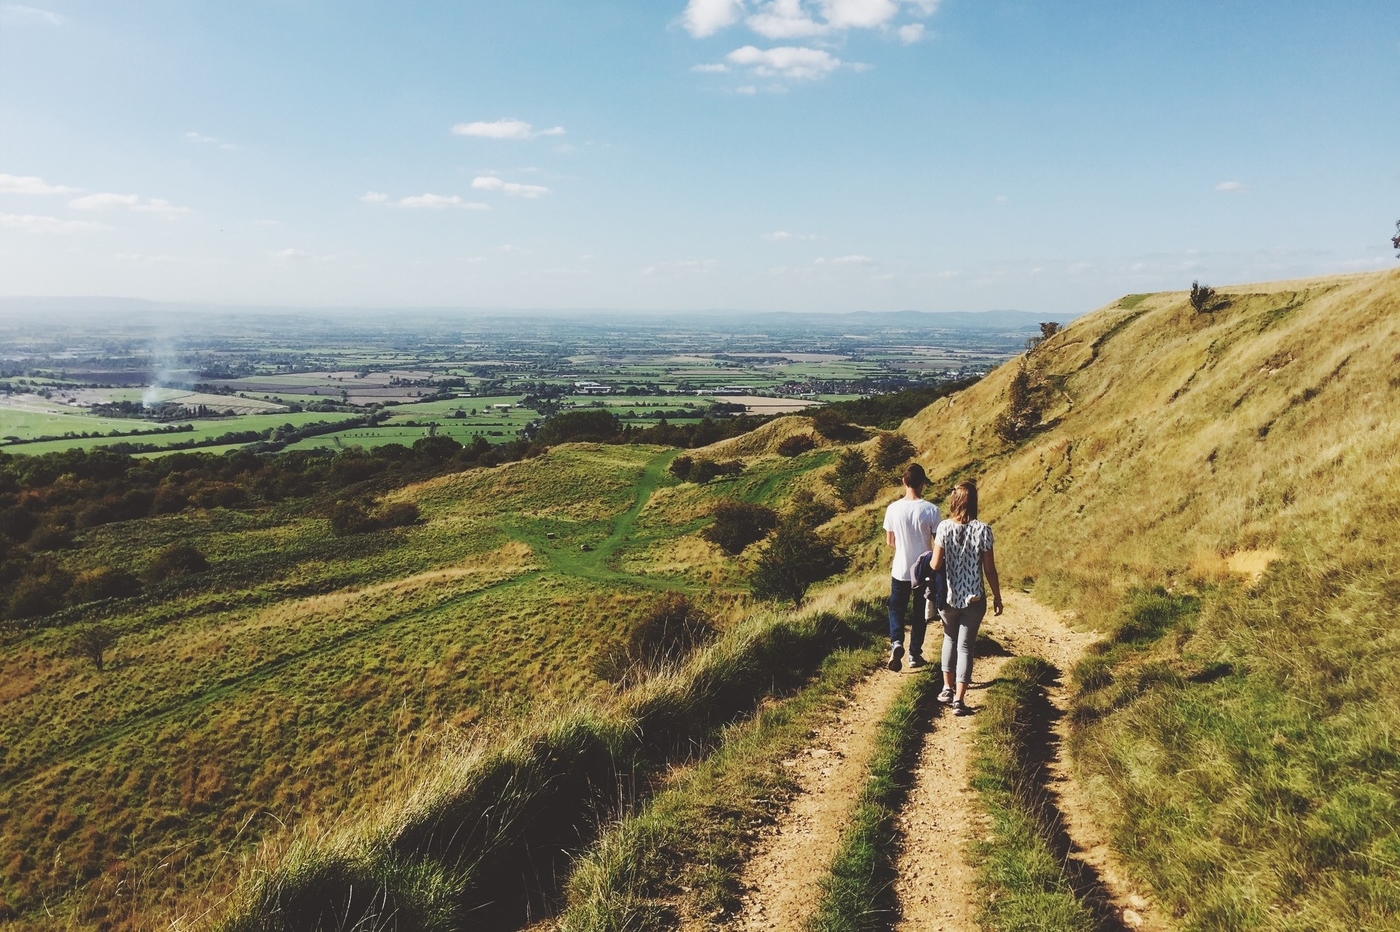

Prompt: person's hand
xmin=993 ymin=598 xmax=1004 ymax=617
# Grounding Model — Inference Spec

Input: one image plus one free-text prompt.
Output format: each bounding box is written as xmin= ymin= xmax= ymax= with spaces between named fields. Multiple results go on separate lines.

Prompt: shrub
xmin=537 ymin=409 xmax=622 ymax=445
xmin=144 ymin=543 xmax=209 ymax=582
xmin=872 ymin=433 xmax=915 ymax=471
xmin=71 ymin=623 xmax=117 ymax=672
xmin=378 ymin=502 xmax=420 ymax=529
xmin=702 ymin=499 xmax=778 ymax=556
xmin=624 ymin=592 xmax=718 ymax=673
xmin=329 ymin=501 xmax=378 ymax=536
xmin=1189 ymin=280 xmax=1224 ymax=314
xmin=776 ymin=433 xmax=816 ymax=457
xmin=750 ymin=517 xmax=849 ymax=606
xmin=810 ymin=408 xmax=865 ymax=442
xmin=28 ymin=527 xmax=72 ymax=552
xmin=669 ymin=455 xmax=694 ymax=481
xmin=827 ymin=448 xmax=872 ymax=508
xmin=69 ymin=567 xmax=142 ymax=604
xmin=0 ymin=506 xmax=38 ymax=543
xmin=6 ymin=569 xmax=72 ymax=620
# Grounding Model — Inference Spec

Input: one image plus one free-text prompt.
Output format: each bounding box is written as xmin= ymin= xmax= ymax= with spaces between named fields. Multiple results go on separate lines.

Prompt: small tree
xmin=872 ymin=433 xmax=915 ymax=471
xmin=72 ymin=623 xmax=117 ymax=672
xmin=827 ymin=448 xmax=871 ymax=508
xmin=1190 ymin=281 xmax=1222 ymax=314
xmin=669 ymin=455 xmax=694 ymax=481
xmin=703 ymin=499 xmax=778 ymax=556
xmin=750 ymin=517 xmax=849 ymax=606
xmin=1393 ymin=219 xmax=1400 ymax=257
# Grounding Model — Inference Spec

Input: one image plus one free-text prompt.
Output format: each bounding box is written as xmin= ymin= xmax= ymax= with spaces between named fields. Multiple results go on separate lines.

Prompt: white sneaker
xmin=887 ymin=642 xmax=904 ymax=672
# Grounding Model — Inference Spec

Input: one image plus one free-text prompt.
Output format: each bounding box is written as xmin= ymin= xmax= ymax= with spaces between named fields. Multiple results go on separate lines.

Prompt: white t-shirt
xmin=935 ymin=519 xmax=995 ymax=608
xmin=883 ymin=497 xmax=941 ymax=582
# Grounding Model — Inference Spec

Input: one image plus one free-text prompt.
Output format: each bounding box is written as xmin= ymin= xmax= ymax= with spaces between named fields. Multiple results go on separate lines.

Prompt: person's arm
xmin=982 ymin=548 xmax=1003 ymax=616
xmin=886 ymin=530 xmax=896 ymax=547
xmin=931 ymin=543 xmax=944 ymax=571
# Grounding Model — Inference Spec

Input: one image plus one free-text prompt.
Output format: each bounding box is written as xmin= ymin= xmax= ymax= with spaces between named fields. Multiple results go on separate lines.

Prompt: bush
xmin=0 ymin=506 xmax=38 ymax=543
xmin=827 ymin=448 xmax=872 ymax=508
xmin=5 ymin=569 xmax=72 ymax=620
xmin=750 ymin=518 xmax=849 ymax=606
xmin=776 ymin=434 xmax=817 ymax=457
xmin=1189 ymin=280 xmax=1224 ymax=314
xmin=702 ymin=500 xmax=778 ymax=556
xmin=622 ymin=592 xmax=718 ymax=675
xmin=669 ymin=455 xmax=694 ymax=481
xmin=537 ymin=409 xmax=622 ymax=445
xmin=329 ymin=501 xmax=378 ymax=536
xmin=872 ymin=433 xmax=915 ymax=471
xmin=69 ymin=567 xmax=142 ymax=604
xmin=378 ymin=502 xmax=420 ymax=529
xmin=144 ymin=543 xmax=209 ymax=582
xmin=810 ymin=408 xmax=865 ymax=442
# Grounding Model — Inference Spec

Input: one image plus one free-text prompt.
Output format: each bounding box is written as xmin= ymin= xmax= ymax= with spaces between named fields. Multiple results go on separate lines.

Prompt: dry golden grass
xmin=903 ymin=268 xmax=1400 ymax=607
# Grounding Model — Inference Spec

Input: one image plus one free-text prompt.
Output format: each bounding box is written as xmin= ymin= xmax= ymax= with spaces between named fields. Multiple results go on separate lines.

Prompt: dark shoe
xmin=907 ymin=654 xmax=929 ymax=670
xmin=952 ymin=699 xmax=973 ymax=716
xmin=887 ymin=642 xmax=904 ymax=672
xmin=937 ymin=686 xmax=954 ymax=704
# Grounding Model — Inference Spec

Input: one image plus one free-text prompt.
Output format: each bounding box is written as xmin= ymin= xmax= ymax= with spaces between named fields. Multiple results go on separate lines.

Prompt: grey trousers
xmin=939 ymin=599 xmax=987 ymax=684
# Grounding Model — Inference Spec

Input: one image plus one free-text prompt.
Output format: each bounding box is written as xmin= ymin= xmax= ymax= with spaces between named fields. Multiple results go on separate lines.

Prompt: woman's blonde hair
xmin=948 ymin=480 xmax=978 ymax=522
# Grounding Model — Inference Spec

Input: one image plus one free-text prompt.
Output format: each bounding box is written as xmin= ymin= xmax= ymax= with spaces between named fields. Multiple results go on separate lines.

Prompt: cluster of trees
xmin=669 ymin=455 xmax=745 ymax=484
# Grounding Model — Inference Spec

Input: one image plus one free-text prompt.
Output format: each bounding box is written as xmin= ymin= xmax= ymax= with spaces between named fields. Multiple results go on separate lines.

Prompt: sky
xmin=0 ymin=0 xmax=1397 ymax=314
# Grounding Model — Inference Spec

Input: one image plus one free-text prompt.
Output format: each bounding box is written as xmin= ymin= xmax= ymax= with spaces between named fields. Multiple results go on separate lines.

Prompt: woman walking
xmin=882 ymin=463 xmax=940 ymax=672
xmin=931 ymin=480 xmax=1002 ymax=715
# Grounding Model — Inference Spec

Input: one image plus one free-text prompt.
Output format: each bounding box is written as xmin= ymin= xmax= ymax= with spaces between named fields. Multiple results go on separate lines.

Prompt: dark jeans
xmin=888 ymin=577 xmax=928 ymax=657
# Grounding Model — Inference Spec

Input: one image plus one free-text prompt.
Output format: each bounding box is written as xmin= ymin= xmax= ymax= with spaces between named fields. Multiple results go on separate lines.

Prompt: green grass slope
xmin=901 ymin=268 xmax=1400 ymax=929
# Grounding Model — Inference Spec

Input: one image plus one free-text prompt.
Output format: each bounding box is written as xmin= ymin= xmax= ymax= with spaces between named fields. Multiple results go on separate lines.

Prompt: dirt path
xmin=892 ymin=591 xmax=1171 ymax=932
xmin=729 ymin=662 xmax=911 ymax=931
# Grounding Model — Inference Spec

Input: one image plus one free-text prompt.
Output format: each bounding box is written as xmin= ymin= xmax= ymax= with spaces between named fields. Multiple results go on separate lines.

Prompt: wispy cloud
xmin=68 ymin=193 xmax=191 ymax=217
xmin=764 ymin=230 xmax=818 ymax=241
xmin=361 ymin=191 xmax=389 ymax=204
xmin=394 ymin=193 xmax=491 ymax=210
xmin=897 ymin=22 xmax=925 ymax=43
xmin=0 ymin=173 xmax=81 ymax=195
xmin=817 ymin=254 xmax=876 ymax=265
xmin=471 ymin=176 xmax=551 ymax=198
xmin=450 ymin=119 xmax=567 ymax=140
xmin=727 ymin=44 xmax=843 ymax=80
xmin=272 ymin=247 xmax=335 ymax=264
xmin=1215 ymin=180 xmax=1247 ymax=193
xmin=1 ymin=4 xmax=65 ymax=25
xmin=0 ymin=212 xmax=108 ymax=233
xmin=185 ymin=130 xmax=236 ymax=150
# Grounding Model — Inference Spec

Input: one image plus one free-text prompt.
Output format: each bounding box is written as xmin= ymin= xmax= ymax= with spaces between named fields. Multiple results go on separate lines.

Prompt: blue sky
xmin=1 ymin=0 xmax=1396 ymax=313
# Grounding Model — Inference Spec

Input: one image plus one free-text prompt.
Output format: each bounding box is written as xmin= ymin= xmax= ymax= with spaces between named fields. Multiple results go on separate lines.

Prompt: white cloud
xmin=450 ymin=119 xmax=566 ymax=140
xmin=272 ymin=247 xmax=335 ymax=264
xmin=897 ymin=22 xmax=924 ymax=43
xmin=185 ymin=130 xmax=236 ymax=149
xmin=470 ymin=176 xmax=550 ymax=198
xmin=1 ymin=5 xmax=65 ymax=25
xmin=728 ymin=44 xmax=842 ymax=80
xmin=817 ymin=0 xmax=898 ymax=29
xmin=361 ymin=191 xmax=389 ymax=203
xmin=764 ymin=230 xmax=818 ymax=241
xmin=1215 ymin=180 xmax=1247 ymax=193
xmin=394 ymin=193 xmax=491 ymax=210
xmin=691 ymin=62 xmax=731 ymax=73
xmin=0 ymin=212 xmax=107 ymax=233
xmin=682 ymin=0 xmax=746 ymax=38
xmin=68 ymin=192 xmax=191 ymax=216
xmin=816 ymin=254 xmax=875 ymax=265
xmin=0 ymin=173 xmax=80 ymax=195
xmin=747 ymin=0 xmax=830 ymax=38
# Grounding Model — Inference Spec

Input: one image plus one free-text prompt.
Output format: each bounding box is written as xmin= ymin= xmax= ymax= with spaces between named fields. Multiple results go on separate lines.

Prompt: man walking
xmin=882 ymin=462 xmax=939 ymax=671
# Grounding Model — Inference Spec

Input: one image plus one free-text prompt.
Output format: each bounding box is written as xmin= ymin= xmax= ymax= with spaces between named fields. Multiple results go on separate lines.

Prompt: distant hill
xmin=0 ymin=296 xmax=1063 ymax=333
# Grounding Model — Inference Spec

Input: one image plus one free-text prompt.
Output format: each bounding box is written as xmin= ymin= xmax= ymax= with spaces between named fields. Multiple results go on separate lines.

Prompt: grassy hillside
xmin=0 ymin=439 xmax=841 ymax=928
xmin=900 ymin=268 xmax=1400 ymax=929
